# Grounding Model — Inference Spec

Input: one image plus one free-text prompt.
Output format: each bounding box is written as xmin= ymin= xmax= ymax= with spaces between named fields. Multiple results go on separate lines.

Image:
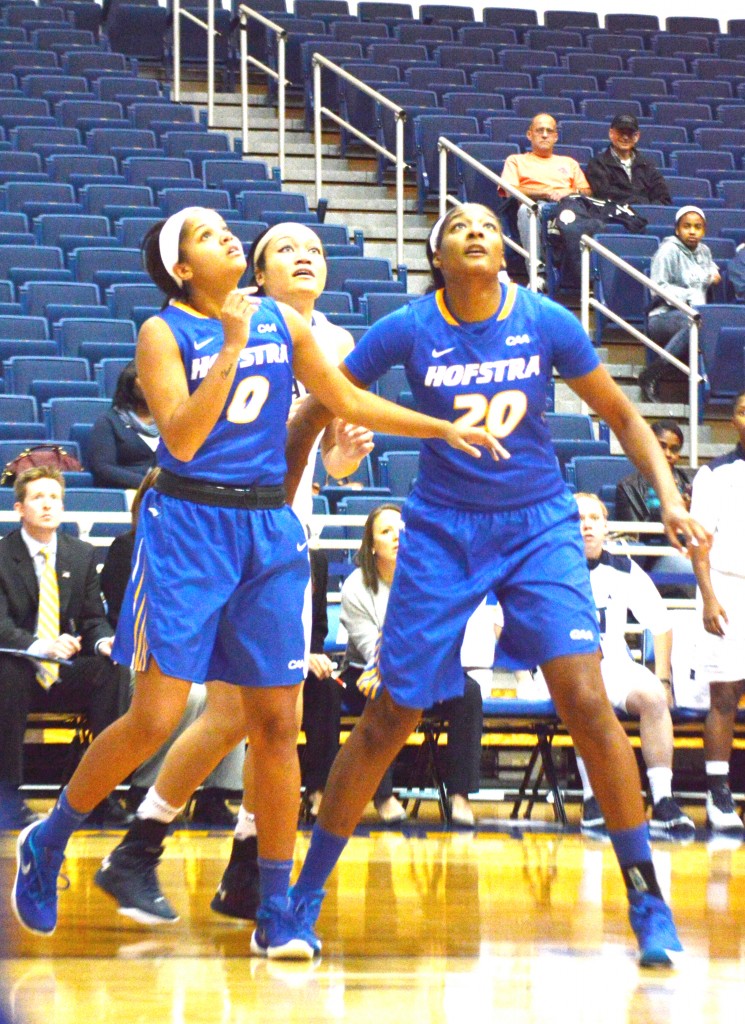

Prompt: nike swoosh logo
xmin=297 ymin=540 xmax=308 ymax=552
xmin=21 ymin=859 xmax=32 ymax=876
xmin=431 ymin=347 xmax=455 ymax=358
xmin=194 ymin=335 xmax=215 ymax=351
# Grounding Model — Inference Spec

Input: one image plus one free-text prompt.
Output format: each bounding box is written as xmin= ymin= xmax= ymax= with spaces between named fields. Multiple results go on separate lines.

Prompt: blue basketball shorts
xmin=362 ymin=490 xmax=599 ymax=709
xmin=112 ymin=488 xmax=311 ymax=687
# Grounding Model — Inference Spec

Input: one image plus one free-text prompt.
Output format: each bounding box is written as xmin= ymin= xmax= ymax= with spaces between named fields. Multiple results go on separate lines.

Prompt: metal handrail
xmin=435 ymin=137 xmax=542 ymax=292
xmin=172 ymin=0 xmax=220 ymax=123
xmin=311 ymin=54 xmax=406 ymax=271
xmin=579 ymin=234 xmax=702 ymax=467
xmin=236 ymin=3 xmax=288 ymax=178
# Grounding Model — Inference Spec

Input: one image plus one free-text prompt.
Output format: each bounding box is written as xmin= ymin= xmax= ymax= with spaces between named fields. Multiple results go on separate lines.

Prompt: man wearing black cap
xmin=586 ymin=114 xmax=672 ymax=206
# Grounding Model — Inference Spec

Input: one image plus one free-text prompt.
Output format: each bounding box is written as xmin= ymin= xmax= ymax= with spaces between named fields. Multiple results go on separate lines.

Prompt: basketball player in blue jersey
xmin=284 ymin=203 xmax=711 ymax=967
xmin=11 ymin=207 xmax=504 ymax=959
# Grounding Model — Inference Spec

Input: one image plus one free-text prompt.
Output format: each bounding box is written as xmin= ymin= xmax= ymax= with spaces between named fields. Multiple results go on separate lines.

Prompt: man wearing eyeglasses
xmin=586 ymin=114 xmax=672 ymax=207
xmin=501 ymin=113 xmax=591 ymax=285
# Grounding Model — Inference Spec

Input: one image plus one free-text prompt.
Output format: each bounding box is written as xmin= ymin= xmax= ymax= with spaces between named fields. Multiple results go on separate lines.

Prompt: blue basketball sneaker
xmin=289 ymin=885 xmax=324 ymax=955
xmin=11 ymin=820 xmax=66 ymax=936
xmin=250 ymin=895 xmax=317 ymax=961
xmin=628 ymin=891 xmax=684 ymax=967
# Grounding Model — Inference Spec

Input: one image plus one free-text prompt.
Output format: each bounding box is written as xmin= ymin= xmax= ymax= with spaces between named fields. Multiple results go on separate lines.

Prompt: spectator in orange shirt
xmin=501 ymin=113 xmax=591 ymax=285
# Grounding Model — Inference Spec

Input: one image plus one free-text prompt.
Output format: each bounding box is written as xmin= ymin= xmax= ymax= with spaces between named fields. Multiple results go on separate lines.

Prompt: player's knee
xmin=359 ymin=697 xmax=419 ymax=752
xmin=557 ymin=675 xmax=611 ymax=734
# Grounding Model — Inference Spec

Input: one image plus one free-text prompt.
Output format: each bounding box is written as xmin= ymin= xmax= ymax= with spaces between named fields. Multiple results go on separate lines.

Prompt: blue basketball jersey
xmin=345 ymin=283 xmax=600 ymax=511
xmin=154 ymin=297 xmax=294 ymax=485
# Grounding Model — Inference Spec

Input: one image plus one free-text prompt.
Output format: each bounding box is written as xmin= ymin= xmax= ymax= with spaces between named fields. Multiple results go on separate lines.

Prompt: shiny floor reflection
xmin=2 ymin=827 xmax=744 ymax=1023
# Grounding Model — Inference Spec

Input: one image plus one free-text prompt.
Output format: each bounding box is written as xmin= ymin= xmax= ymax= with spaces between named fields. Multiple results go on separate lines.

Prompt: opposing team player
xmin=284 ymin=203 xmax=710 ymax=966
xmin=11 ymin=207 xmax=502 ymax=959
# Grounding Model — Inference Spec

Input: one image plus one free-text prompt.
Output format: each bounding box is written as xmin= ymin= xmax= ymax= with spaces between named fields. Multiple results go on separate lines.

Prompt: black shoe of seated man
xmin=0 ymin=786 xmax=41 ymax=831
xmin=210 ymin=834 xmax=260 ymax=920
xmin=87 ymin=795 xmax=135 ymax=827
xmin=191 ymin=790 xmax=238 ymax=828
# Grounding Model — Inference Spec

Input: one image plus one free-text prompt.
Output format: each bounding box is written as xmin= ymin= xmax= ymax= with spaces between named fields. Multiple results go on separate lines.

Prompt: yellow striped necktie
xmin=36 ymin=546 xmax=60 ymax=690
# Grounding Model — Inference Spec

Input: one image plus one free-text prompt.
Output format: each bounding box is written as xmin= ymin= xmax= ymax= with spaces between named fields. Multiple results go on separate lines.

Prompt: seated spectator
xmin=0 ymin=467 xmax=129 ymax=830
xmin=639 ymin=207 xmax=720 ymax=401
xmin=615 ymin=419 xmax=694 ymax=572
xmin=500 ymin=112 xmax=591 ymax=284
xmin=585 ymin=114 xmax=672 ymax=207
xmin=729 ymin=242 xmax=745 ymax=303
xmin=100 ymin=468 xmax=244 ymax=827
xmin=531 ymin=493 xmax=693 ymax=835
xmin=88 ymin=361 xmax=159 ymax=490
xmin=338 ymin=503 xmax=483 ymax=827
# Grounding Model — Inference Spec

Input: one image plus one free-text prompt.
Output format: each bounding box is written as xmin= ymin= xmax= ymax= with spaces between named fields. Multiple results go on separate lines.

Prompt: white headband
xmin=675 ymin=205 xmax=706 ymax=225
xmin=159 ymin=207 xmax=204 ymax=287
xmin=251 ymin=221 xmax=321 ymax=271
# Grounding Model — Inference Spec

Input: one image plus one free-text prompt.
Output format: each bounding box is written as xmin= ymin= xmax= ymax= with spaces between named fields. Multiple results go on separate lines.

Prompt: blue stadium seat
xmin=413 ymin=113 xmax=481 ymax=211
xmin=357 ymin=2 xmax=413 ymax=22
xmin=54 ymin=318 xmax=137 ymax=359
xmin=64 ymin=52 xmax=132 ymax=81
xmin=4 ymin=355 xmax=89 ymax=395
xmin=652 ymin=33 xmax=711 ymax=59
xmin=324 ymin=256 xmax=393 ymax=293
xmin=29 ymin=380 xmax=103 ymax=404
xmin=115 ymin=215 xmax=163 ymax=249
xmin=565 ymin=455 xmax=634 ymax=499
xmin=4 ymin=182 xmax=79 ymax=219
xmin=45 ymin=398 xmax=112 ymax=441
xmin=105 ymin=4 xmax=169 ymax=62
xmin=46 ymin=154 xmax=123 ymax=192
xmin=420 ymin=4 xmax=475 ymax=27
xmin=159 ymin=188 xmax=231 ymax=217
xmin=649 ymin=101 xmax=713 ymax=130
xmin=87 ymin=127 xmax=160 ymax=161
xmin=237 ymin=190 xmax=313 ymax=222
xmin=377 ymin=449 xmax=418 ymax=494
xmin=19 ymin=281 xmax=100 ymax=319
xmin=34 ymin=214 xmax=111 ymax=250
xmin=106 ymin=282 xmax=162 ymax=321
xmin=0 ymin=96 xmax=56 ymax=133
xmin=665 ymin=16 xmax=719 ymax=33
xmin=94 ymin=357 xmax=135 ymax=398
xmin=704 ymin=326 xmax=745 ymax=410
xmin=80 ymin=183 xmax=156 ymax=220
xmin=544 ymin=10 xmax=599 ymax=30
xmin=696 ymin=305 xmax=745 ymax=381
xmin=0 ymin=315 xmax=49 ymax=341
xmin=359 ymin=292 xmax=413 ymax=323
xmin=564 ymin=53 xmax=624 ymax=85
xmin=0 ymin=394 xmax=39 ymax=424
xmin=591 ymin=233 xmax=660 ymax=345
xmin=69 ymin=247 xmax=143 ymax=290
xmin=394 ymin=23 xmax=454 ymax=53
xmin=586 ymin=32 xmax=646 ymax=56
xmin=0 ymin=246 xmax=63 ymax=281
xmin=21 ymin=74 xmax=89 ymax=104
xmin=545 ymin=413 xmax=595 ymax=439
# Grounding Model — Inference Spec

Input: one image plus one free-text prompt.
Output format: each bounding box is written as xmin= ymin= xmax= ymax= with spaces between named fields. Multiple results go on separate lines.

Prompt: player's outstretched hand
xmin=702 ymin=596 xmax=728 ymax=637
xmin=444 ymin=424 xmax=510 ymax=461
xmin=661 ymin=505 xmax=711 ymax=555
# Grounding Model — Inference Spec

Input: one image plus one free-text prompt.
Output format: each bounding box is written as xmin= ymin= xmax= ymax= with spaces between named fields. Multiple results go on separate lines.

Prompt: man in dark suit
xmin=0 ymin=467 xmax=128 ymax=830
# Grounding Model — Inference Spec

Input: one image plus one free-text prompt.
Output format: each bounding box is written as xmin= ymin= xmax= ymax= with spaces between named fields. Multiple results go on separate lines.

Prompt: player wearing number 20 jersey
xmin=346 ymin=282 xmax=602 ymax=707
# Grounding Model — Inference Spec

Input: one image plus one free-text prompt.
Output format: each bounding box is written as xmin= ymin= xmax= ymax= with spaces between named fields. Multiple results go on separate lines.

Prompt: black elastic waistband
xmin=155 ymin=468 xmax=286 ymax=510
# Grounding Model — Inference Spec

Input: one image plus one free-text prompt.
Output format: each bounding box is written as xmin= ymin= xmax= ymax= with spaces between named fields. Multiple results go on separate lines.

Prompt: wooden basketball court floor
xmin=1 ymin=815 xmax=744 ymax=1024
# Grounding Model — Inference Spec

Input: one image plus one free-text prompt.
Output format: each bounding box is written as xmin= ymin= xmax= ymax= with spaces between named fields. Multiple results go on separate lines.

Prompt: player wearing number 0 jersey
xmin=112 ymin=295 xmax=311 ymax=688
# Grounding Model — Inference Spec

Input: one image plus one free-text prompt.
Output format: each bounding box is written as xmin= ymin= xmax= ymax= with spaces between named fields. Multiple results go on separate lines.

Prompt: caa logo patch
xmin=257 ymin=322 xmax=278 ymax=334
xmin=505 ymin=333 xmax=531 ymax=347
xmin=288 ymin=659 xmax=305 ymax=670
xmin=570 ymin=628 xmax=594 ymax=641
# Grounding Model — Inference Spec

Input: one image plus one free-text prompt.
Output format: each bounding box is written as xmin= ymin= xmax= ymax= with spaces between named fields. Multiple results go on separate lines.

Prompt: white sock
xmin=647 ymin=766 xmax=673 ymax=806
xmin=234 ymin=805 xmax=256 ymax=840
xmin=706 ymin=761 xmax=730 ymax=786
xmin=136 ymin=786 xmax=184 ymax=824
xmin=576 ymin=757 xmax=594 ymax=800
